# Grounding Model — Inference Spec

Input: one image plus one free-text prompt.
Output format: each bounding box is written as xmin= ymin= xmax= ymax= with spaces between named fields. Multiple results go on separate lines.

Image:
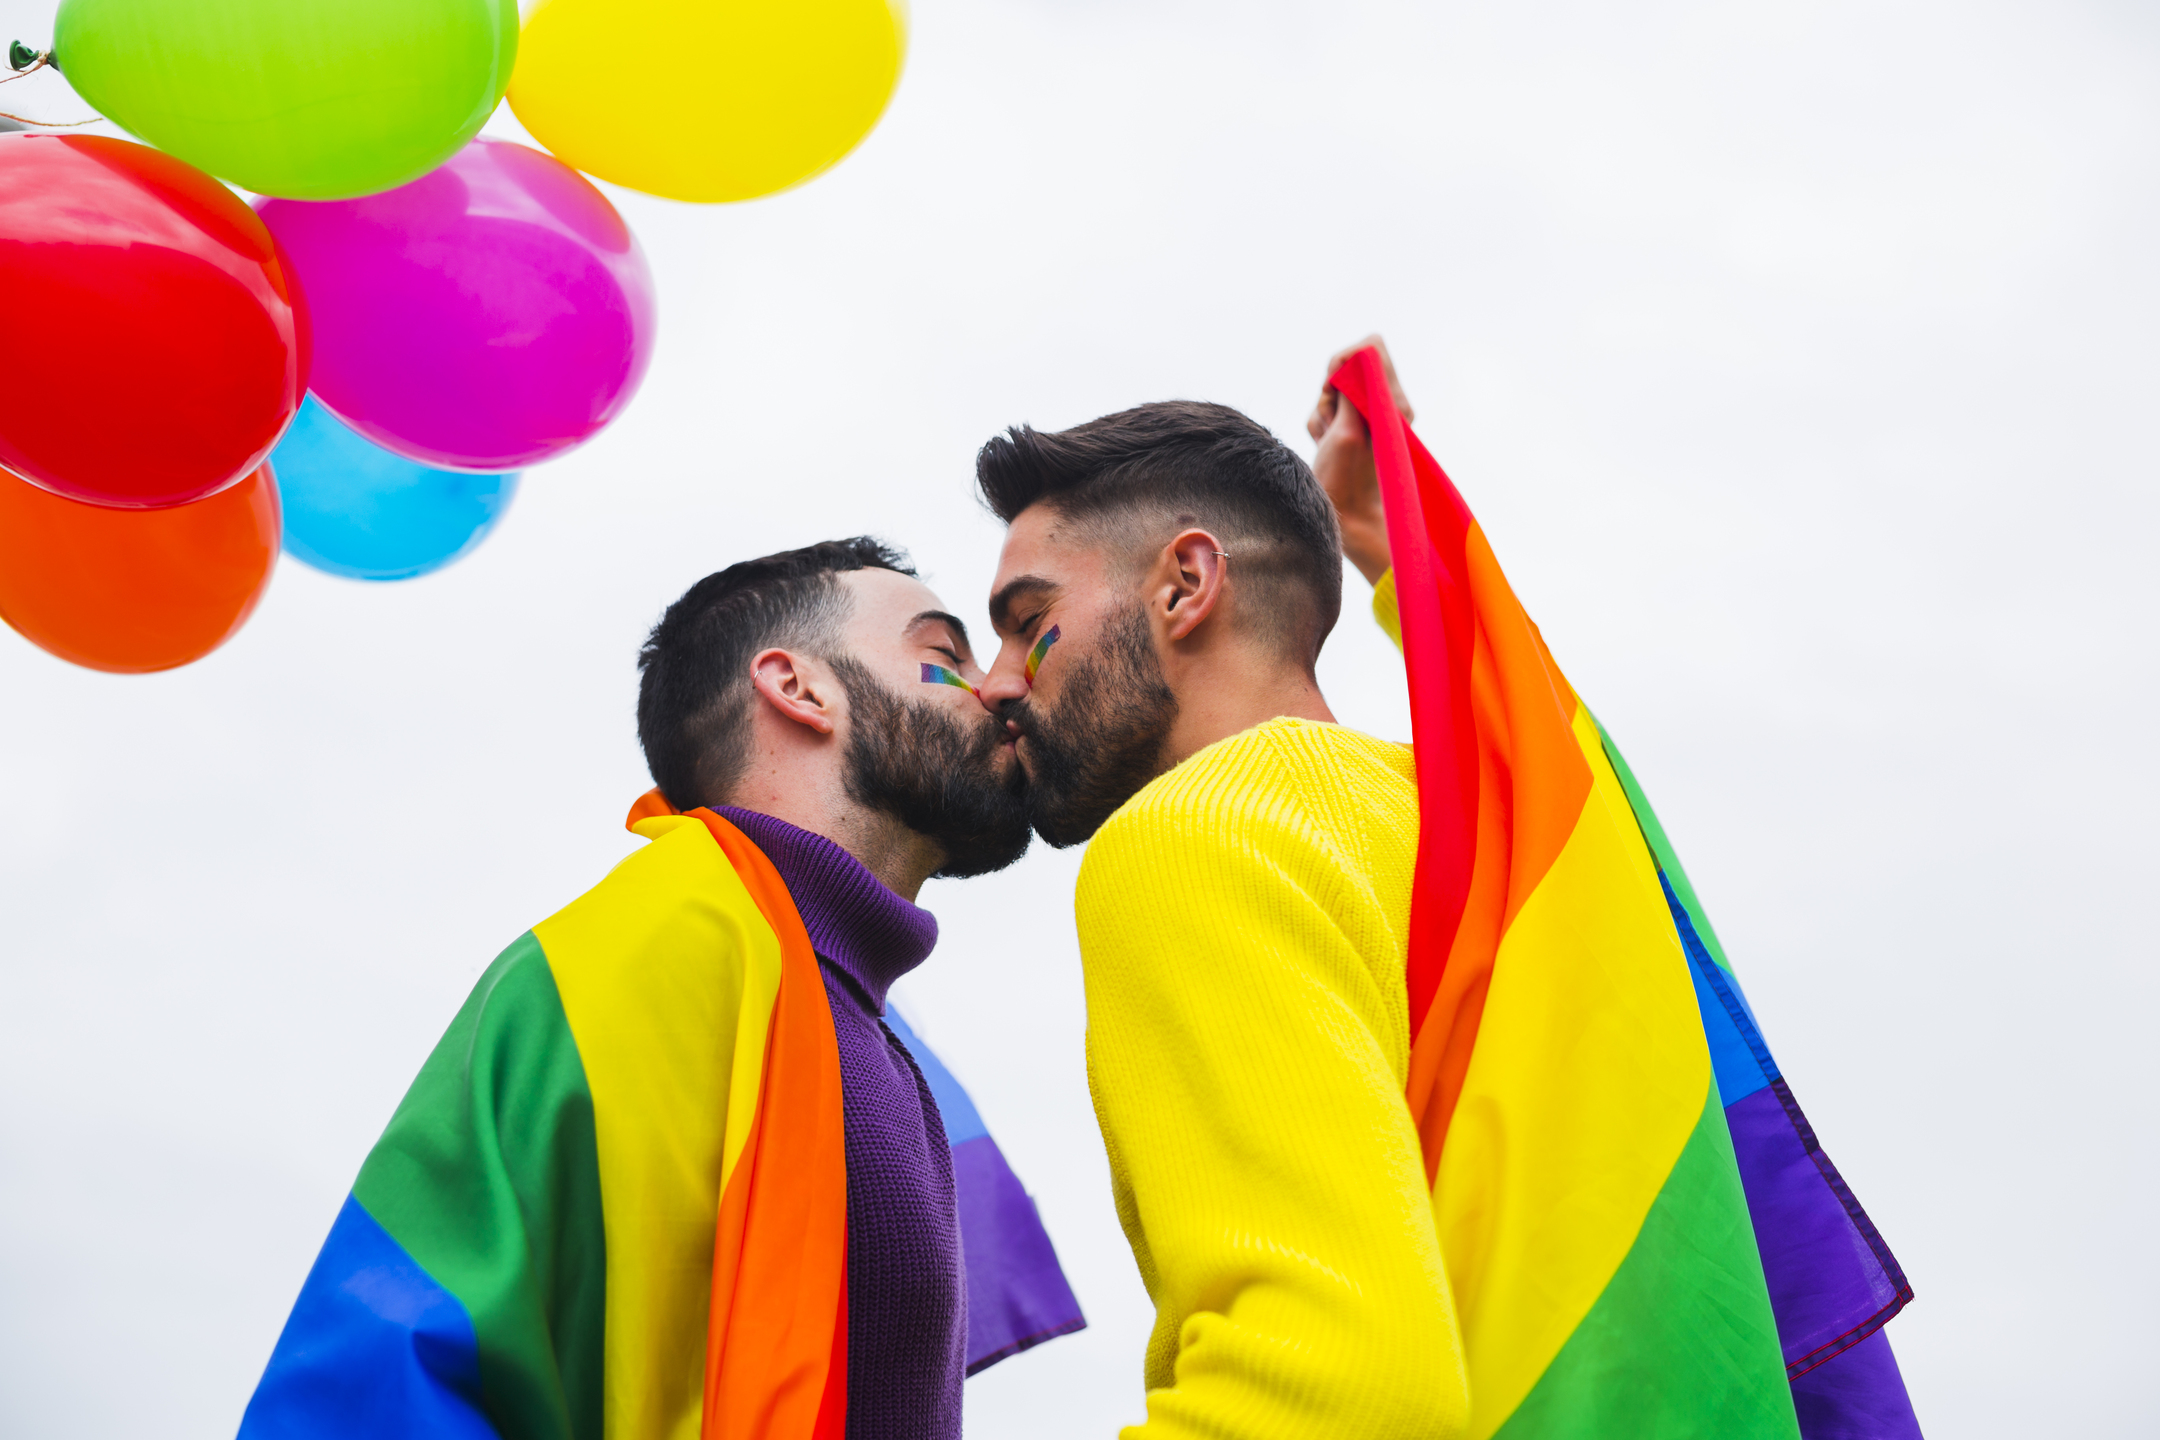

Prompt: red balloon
xmin=0 ymin=134 xmax=307 ymax=509
xmin=0 ymin=462 xmax=280 ymax=673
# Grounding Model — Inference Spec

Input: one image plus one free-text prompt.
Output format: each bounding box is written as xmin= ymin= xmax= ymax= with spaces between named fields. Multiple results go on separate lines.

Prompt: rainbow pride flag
xmin=240 ymin=806 xmax=1082 ymax=1440
xmin=1330 ymin=349 xmax=1918 ymax=1438
xmin=886 ymin=1009 xmax=1089 ymax=1372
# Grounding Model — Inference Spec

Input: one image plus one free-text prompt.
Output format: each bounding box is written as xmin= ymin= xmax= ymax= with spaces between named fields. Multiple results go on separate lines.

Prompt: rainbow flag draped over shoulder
xmin=1329 ymin=350 xmax=1916 ymax=1439
xmin=240 ymin=806 xmax=1082 ymax=1440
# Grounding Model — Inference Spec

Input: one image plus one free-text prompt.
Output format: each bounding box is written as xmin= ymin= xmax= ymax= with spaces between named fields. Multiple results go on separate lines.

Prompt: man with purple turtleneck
xmin=242 ymin=535 xmax=1080 ymax=1440
xmin=628 ymin=536 xmax=1084 ymax=1438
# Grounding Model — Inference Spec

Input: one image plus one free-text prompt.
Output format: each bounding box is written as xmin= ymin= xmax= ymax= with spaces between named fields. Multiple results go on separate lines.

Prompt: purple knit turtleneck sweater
xmin=715 ymin=808 xmax=964 ymax=1440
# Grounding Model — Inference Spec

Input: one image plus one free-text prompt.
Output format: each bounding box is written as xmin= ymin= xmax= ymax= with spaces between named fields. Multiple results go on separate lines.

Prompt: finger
xmin=1366 ymin=335 xmax=1415 ymax=422
xmin=1332 ymin=333 xmax=1385 ymax=371
xmin=1306 ymin=387 xmax=1336 ymax=441
xmin=1326 ymin=393 xmax=1369 ymax=445
xmin=1323 ymin=334 xmax=1412 ymax=417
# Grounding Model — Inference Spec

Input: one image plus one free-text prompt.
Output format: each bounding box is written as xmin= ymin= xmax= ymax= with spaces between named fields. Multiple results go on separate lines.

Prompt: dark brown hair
xmin=975 ymin=401 xmax=1342 ymax=664
xmin=636 ymin=536 xmax=913 ymax=810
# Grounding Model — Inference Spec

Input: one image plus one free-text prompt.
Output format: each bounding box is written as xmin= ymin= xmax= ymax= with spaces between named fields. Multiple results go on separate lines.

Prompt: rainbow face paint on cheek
xmin=921 ymin=663 xmax=979 ymax=696
xmin=1024 ymin=625 xmax=1060 ymax=685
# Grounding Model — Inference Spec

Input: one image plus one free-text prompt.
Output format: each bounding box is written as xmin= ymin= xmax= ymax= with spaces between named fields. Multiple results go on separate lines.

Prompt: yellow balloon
xmin=509 ymin=0 xmax=907 ymax=203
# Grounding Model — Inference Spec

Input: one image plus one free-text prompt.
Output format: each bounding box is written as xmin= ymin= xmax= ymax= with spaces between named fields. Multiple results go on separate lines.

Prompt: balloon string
xmin=2 ymin=45 xmax=102 ymax=125
xmin=0 ymin=110 xmax=98 ymax=126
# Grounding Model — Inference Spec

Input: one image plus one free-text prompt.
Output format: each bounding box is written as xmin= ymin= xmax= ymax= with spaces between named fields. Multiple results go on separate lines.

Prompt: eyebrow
xmin=907 ymin=609 xmax=974 ymax=657
xmin=988 ymin=575 xmax=1059 ymax=632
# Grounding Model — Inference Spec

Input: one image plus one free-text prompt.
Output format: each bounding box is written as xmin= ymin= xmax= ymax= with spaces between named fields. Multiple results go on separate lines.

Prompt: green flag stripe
xmin=1589 ymin=714 xmax=1735 ymax=974
xmin=353 ymin=931 xmax=607 ymax=1440
xmin=1494 ymin=1083 xmax=1797 ymax=1440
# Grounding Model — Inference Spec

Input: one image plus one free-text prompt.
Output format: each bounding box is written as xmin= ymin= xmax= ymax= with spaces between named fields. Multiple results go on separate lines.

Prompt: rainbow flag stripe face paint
xmin=921 ymin=662 xmax=978 ymax=696
xmin=1024 ymin=625 xmax=1060 ymax=684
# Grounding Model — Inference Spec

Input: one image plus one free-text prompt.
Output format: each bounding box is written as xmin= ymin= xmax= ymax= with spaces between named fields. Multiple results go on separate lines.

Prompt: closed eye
xmin=906 ymin=609 xmax=976 ymax=666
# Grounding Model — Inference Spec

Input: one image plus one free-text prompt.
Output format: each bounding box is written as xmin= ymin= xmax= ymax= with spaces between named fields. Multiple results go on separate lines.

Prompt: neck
xmin=713 ymin=806 xmax=940 ymax=1012
xmin=1159 ymin=645 xmax=1336 ymax=771
xmin=719 ymin=777 xmax=944 ymax=902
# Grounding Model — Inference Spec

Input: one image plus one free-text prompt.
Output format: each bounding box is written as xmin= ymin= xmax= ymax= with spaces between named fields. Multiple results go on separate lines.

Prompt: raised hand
xmin=1307 ymin=334 xmax=1412 ymax=586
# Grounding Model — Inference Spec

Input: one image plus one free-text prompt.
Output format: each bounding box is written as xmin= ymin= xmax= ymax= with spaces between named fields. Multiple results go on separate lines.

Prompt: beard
xmin=1002 ymin=604 xmax=1181 ymax=848
xmin=832 ymin=656 xmax=1033 ymax=879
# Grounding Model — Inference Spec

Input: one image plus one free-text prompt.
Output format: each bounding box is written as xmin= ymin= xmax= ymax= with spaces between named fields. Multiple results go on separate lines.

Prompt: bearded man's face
xmin=997 ymin=603 xmax=1180 ymax=848
xmin=834 ymin=656 xmax=1033 ymax=877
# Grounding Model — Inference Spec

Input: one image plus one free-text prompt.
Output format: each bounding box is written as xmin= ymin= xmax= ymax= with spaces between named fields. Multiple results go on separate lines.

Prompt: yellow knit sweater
xmin=1075 ymin=641 xmax=1471 ymax=1436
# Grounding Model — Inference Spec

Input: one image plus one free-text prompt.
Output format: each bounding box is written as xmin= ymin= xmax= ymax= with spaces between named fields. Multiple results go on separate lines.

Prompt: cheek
xmin=1022 ymin=623 xmax=1064 ymax=683
xmin=1030 ymin=639 xmax=1102 ymax=713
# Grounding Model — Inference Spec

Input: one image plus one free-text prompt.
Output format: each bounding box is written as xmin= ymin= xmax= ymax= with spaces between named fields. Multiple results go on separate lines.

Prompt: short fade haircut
xmin=637 ymin=536 xmax=914 ymax=811
xmin=974 ymin=401 xmax=1342 ymax=665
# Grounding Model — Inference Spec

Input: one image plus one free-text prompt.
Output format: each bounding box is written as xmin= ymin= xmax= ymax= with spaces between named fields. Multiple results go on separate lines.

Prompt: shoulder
xmin=1084 ymin=719 xmax=1414 ymax=869
xmin=526 ymin=815 xmax=782 ymax=1069
xmin=537 ymin=814 xmax=772 ymax=968
xmin=411 ymin=930 xmax=566 ymax=1081
xmin=1076 ymin=720 xmax=1418 ymax=940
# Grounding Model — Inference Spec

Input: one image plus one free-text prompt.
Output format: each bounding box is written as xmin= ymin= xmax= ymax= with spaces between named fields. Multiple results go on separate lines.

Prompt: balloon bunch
xmin=1 ymin=0 xmax=908 ymax=673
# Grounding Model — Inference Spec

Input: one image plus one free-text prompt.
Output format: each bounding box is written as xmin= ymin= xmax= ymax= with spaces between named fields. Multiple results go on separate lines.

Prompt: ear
xmin=1154 ymin=528 xmax=1230 ymax=643
xmin=748 ymin=648 xmax=840 ymax=736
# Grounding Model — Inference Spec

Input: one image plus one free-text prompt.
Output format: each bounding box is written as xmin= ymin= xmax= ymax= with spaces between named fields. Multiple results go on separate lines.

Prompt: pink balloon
xmin=256 ymin=139 xmax=656 ymax=471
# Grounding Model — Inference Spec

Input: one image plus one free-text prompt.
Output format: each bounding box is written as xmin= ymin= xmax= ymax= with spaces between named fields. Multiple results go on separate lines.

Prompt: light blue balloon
xmin=272 ymin=394 xmax=520 ymax=581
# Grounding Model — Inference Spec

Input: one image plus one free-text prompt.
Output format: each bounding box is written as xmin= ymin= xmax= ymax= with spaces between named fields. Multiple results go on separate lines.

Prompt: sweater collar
xmin=714 ymin=806 xmax=938 ymax=1013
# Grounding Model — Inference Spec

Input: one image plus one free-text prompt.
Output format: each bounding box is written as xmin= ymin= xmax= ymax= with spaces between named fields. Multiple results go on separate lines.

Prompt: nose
xmin=975 ymin=638 xmax=1032 ymax=716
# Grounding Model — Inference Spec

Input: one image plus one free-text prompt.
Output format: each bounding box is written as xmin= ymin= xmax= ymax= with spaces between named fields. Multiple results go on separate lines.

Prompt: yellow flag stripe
xmin=534 ymin=814 xmax=783 ymax=1440
xmin=1434 ymin=705 xmax=1711 ymax=1439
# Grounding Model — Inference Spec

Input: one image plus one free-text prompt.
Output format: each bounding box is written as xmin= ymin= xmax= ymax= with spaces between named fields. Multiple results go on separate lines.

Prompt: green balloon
xmin=53 ymin=0 xmax=519 ymax=200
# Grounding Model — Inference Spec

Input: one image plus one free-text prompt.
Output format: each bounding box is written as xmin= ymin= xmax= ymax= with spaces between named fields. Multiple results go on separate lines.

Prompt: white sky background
xmin=2 ymin=0 xmax=2155 ymax=1435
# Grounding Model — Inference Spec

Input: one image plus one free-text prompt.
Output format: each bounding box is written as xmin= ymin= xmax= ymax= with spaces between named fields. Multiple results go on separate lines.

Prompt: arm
xmin=1077 ymin=790 xmax=1467 ymax=1439
xmin=240 ymin=936 xmax=601 ymax=1440
xmin=1307 ymin=334 xmax=1411 ymax=587
xmin=1309 ymin=336 xmax=1410 ymax=648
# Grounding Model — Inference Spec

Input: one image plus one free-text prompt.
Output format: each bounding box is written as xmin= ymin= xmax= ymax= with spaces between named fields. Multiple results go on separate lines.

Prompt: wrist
xmin=1340 ymin=519 xmax=1391 ymax=587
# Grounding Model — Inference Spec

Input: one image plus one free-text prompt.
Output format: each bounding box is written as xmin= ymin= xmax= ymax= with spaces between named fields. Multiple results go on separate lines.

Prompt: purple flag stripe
xmin=1663 ymin=876 xmax=1914 ymax=1379
xmin=1726 ymin=1086 xmax=1914 ymax=1375
xmin=1789 ymin=1329 xmax=1924 ymax=1440
xmin=953 ymin=1135 xmax=1087 ymax=1374
xmin=883 ymin=1010 xmax=1088 ymax=1375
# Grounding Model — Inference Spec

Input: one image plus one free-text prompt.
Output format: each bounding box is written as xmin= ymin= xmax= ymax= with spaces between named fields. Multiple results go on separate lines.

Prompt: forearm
xmin=246 ymin=939 xmax=594 ymax=1438
xmin=1342 ymin=512 xmax=1393 ymax=587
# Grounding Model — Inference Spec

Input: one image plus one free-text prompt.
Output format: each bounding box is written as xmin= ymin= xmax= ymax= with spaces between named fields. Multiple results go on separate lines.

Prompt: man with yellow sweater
xmin=971 ymin=344 xmax=1464 ymax=1438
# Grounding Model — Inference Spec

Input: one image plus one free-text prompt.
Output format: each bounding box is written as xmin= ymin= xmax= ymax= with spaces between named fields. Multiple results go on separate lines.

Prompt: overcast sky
xmin=2 ymin=1 xmax=2155 ymax=1436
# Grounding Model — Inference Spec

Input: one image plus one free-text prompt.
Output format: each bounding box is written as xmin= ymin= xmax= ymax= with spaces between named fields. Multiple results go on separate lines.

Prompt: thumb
xmin=1307 ymin=386 xmax=1336 ymax=442
xmin=1326 ymin=387 xmax=1370 ymax=447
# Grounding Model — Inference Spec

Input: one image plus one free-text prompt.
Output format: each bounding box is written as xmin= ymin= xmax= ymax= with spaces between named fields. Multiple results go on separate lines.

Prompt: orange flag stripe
xmin=695 ymin=809 xmax=850 ymax=1440
xmin=1331 ymin=352 xmax=1600 ymax=1177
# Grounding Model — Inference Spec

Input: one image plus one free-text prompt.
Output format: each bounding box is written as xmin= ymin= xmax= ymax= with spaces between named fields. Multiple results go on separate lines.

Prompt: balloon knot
xmin=0 ymin=41 xmax=96 ymax=123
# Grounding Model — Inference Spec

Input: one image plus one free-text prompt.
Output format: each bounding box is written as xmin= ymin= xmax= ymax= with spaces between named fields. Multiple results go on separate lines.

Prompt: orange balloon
xmin=0 ymin=463 xmax=280 ymax=673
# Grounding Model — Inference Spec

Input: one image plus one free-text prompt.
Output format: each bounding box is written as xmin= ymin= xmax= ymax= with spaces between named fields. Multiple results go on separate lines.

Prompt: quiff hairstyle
xmin=636 ymin=536 xmax=913 ymax=811
xmin=974 ymin=401 xmax=1343 ymax=666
